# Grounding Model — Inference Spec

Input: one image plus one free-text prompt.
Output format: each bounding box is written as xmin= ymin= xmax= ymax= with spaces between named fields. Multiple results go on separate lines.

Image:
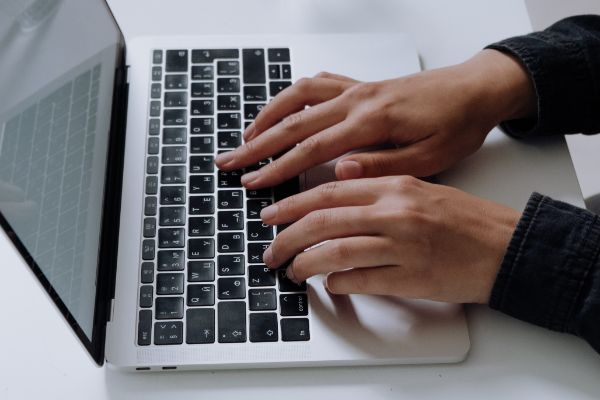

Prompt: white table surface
xmin=1 ymin=1 xmax=599 ymax=399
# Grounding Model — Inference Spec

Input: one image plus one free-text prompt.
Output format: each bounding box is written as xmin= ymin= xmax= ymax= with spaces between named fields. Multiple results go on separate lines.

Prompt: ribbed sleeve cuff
xmin=490 ymin=192 xmax=600 ymax=334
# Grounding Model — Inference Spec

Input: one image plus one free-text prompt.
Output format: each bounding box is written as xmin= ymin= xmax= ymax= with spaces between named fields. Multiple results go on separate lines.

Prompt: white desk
xmin=1 ymin=1 xmax=599 ymax=399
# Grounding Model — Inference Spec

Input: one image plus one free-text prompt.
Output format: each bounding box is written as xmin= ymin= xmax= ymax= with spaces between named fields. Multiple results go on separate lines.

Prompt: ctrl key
xmin=154 ymin=321 xmax=184 ymax=345
xmin=137 ymin=310 xmax=152 ymax=346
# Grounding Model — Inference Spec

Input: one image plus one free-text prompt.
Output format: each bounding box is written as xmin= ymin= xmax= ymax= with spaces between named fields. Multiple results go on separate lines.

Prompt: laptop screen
xmin=0 ymin=0 xmax=123 ymax=361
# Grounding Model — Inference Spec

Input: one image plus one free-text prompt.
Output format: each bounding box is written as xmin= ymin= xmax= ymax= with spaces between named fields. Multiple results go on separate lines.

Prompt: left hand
xmin=260 ymin=176 xmax=521 ymax=304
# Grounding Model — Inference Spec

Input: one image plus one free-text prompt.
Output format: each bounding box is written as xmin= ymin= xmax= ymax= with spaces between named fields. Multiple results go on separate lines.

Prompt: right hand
xmin=215 ymin=49 xmax=536 ymax=188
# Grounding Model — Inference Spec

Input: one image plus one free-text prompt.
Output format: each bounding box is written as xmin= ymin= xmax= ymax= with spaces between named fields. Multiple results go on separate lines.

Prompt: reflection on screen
xmin=0 ymin=0 xmax=121 ymax=339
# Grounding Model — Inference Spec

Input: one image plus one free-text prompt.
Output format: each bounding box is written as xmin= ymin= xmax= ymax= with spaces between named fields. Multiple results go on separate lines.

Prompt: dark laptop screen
xmin=0 ymin=0 xmax=122 ymax=354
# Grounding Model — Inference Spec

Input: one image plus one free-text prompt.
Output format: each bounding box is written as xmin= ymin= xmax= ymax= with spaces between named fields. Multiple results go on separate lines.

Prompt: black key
xmin=166 ymin=49 xmax=188 ymax=72
xmin=244 ymin=86 xmax=267 ymax=101
xmin=151 ymin=66 xmax=162 ymax=81
xmin=249 ymin=313 xmax=278 ymax=342
xmin=159 ymin=206 xmax=186 ymax=226
xmin=143 ymin=217 xmax=156 ymax=238
xmin=157 ymin=250 xmax=185 ymax=271
xmin=142 ymin=239 xmax=155 ymax=260
xmin=188 ymin=260 xmax=215 ymax=282
xmin=186 ymin=308 xmax=215 ymax=344
xmin=247 ymin=199 xmax=271 ymax=219
xmin=164 ymin=91 xmax=187 ymax=107
xmin=247 ymin=221 xmax=273 ymax=241
xmin=191 ymin=118 xmax=214 ymax=134
xmin=218 ymin=301 xmax=246 ymax=343
xmin=189 ymin=238 xmax=215 ymax=259
xmin=141 ymin=262 xmax=154 ymax=283
xmin=187 ymin=284 xmax=215 ymax=306
xmin=217 ymin=95 xmax=240 ymax=111
xmin=218 ymin=131 xmax=241 ymax=148
xmin=160 ymin=186 xmax=185 ymax=205
xmin=190 ymin=136 xmax=214 ymax=153
xmin=146 ymin=176 xmax=158 ymax=194
xmin=189 ymin=156 xmax=214 ymax=174
xmin=248 ymin=265 xmax=276 ymax=287
xmin=218 ymin=254 xmax=245 ymax=275
xmin=148 ymin=137 xmax=160 ymax=154
xmin=268 ymin=64 xmax=281 ymax=80
xmin=156 ymin=297 xmax=184 ymax=319
xmin=282 ymin=64 xmax=292 ymax=79
xmin=158 ymin=227 xmax=185 ymax=248
xmin=165 ymin=74 xmax=188 ymax=89
xmin=146 ymin=156 xmax=159 ymax=174
xmin=270 ymin=81 xmax=292 ymax=97
xmin=153 ymin=49 xmax=163 ymax=64
xmin=139 ymin=285 xmax=153 ymax=308
xmin=145 ymin=196 xmax=157 ymax=215
xmin=191 ymin=65 xmax=214 ymax=80
xmin=246 ymin=188 xmax=272 ymax=198
xmin=161 ymin=166 xmax=186 ymax=185
xmin=217 ymin=60 xmax=240 ymax=75
xmin=281 ymin=318 xmax=310 ymax=341
xmin=162 ymin=146 xmax=186 ymax=164
xmin=244 ymin=103 xmax=265 ymax=120
xmin=149 ymin=119 xmax=160 ymax=135
xmin=154 ymin=321 xmax=184 ymax=345
xmin=243 ymin=49 xmax=266 ymax=84
xmin=150 ymin=101 xmax=161 ymax=116
xmin=280 ymin=293 xmax=308 ymax=316
xmin=218 ymin=278 xmax=245 ymax=299
xmin=189 ymin=195 xmax=215 ymax=214
xmin=245 ymin=158 xmax=270 ymax=172
xmin=218 ymin=190 xmax=243 ymax=209
xmin=248 ymin=242 xmax=269 ymax=264
xmin=157 ymin=273 xmax=185 ymax=295
xmin=192 ymin=49 xmax=239 ymax=63
xmin=218 ymin=232 xmax=244 ymax=253
xmin=249 ymin=289 xmax=277 ymax=311
xmin=278 ymin=269 xmax=307 ymax=292
xmin=189 ymin=216 xmax=215 ymax=236
xmin=218 ymin=169 xmax=242 ymax=187
xmin=138 ymin=310 xmax=152 ymax=346
xmin=163 ymin=127 xmax=187 ymax=144
xmin=191 ymin=82 xmax=214 ymax=97
xmin=163 ymin=109 xmax=187 ymax=125
xmin=268 ymin=48 xmax=290 ymax=62
xmin=188 ymin=176 xmax=214 ymax=195
xmin=218 ymin=211 xmax=244 ymax=230
xmin=217 ymin=78 xmax=240 ymax=93
xmin=151 ymin=83 xmax=162 ymax=99
xmin=191 ymin=100 xmax=214 ymax=116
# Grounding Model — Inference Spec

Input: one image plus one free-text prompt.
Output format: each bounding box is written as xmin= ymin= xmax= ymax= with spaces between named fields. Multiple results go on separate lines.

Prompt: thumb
xmin=335 ymin=147 xmax=435 ymax=180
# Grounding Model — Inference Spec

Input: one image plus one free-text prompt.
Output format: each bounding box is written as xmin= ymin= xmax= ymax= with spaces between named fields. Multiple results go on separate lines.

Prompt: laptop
xmin=0 ymin=0 xmax=469 ymax=370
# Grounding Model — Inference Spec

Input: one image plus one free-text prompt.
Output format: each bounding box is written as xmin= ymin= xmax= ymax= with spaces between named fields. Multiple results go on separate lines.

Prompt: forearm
xmin=490 ymin=193 xmax=600 ymax=353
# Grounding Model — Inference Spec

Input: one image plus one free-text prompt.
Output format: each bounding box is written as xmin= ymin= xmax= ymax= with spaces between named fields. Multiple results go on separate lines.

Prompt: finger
xmin=241 ymin=119 xmax=379 ymax=189
xmin=264 ymin=206 xmax=379 ymax=268
xmin=334 ymin=142 xmax=440 ymax=180
xmin=216 ymin=98 xmax=346 ymax=171
xmin=326 ymin=265 xmax=426 ymax=297
xmin=244 ymin=77 xmax=352 ymax=141
xmin=261 ymin=179 xmax=379 ymax=225
xmin=286 ymin=236 xmax=396 ymax=283
xmin=313 ymin=71 xmax=360 ymax=83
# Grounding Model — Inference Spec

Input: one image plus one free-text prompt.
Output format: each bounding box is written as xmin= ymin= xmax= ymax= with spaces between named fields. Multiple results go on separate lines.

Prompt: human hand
xmin=260 ymin=176 xmax=521 ymax=304
xmin=215 ymin=50 xmax=535 ymax=189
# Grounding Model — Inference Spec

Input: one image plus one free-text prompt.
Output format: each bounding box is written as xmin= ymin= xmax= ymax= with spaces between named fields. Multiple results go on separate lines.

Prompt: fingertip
xmin=335 ymin=160 xmax=363 ymax=180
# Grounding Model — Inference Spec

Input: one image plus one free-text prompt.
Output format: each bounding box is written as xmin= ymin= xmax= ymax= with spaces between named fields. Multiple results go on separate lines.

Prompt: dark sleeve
xmin=490 ymin=193 xmax=600 ymax=353
xmin=485 ymin=15 xmax=600 ymax=137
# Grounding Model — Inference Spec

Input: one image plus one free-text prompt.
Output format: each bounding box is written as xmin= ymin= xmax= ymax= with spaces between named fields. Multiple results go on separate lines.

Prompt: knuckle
xmin=388 ymin=175 xmax=421 ymax=193
xmin=314 ymin=71 xmax=332 ymax=78
xmin=330 ymin=241 xmax=352 ymax=266
xmin=298 ymin=136 xmax=323 ymax=156
xmin=281 ymin=111 xmax=304 ymax=131
xmin=346 ymin=82 xmax=378 ymax=101
xmin=295 ymin=77 xmax=313 ymax=92
xmin=261 ymin=159 xmax=286 ymax=183
xmin=317 ymin=181 xmax=341 ymax=201
xmin=306 ymin=209 xmax=333 ymax=232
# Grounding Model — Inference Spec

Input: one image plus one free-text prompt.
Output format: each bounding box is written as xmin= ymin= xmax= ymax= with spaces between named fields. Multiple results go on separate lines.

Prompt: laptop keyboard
xmin=137 ymin=48 xmax=310 ymax=346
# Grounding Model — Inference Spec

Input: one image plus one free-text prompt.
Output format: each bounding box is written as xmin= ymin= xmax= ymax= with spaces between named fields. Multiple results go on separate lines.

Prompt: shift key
xmin=218 ymin=301 xmax=246 ymax=343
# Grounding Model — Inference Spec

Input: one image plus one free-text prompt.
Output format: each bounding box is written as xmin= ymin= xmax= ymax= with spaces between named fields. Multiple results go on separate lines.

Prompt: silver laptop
xmin=0 ymin=0 xmax=469 ymax=370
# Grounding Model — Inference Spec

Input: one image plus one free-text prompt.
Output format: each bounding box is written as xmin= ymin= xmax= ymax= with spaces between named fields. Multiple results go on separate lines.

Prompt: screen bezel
xmin=0 ymin=0 xmax=127 ymax=366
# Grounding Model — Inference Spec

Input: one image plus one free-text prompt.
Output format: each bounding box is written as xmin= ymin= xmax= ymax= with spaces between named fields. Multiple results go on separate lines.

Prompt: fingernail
xmin=337 ymin=160 xmax=363 ymax=180
xmin=263 ymin=246 xmax=273 ymax=266
xmin=260 ymin=204 xmax=278 ymax=221
xmin=241 ymin=171 xmax=260 ymax=186
xmin=243 ymin=124 xmax=255 ymax=140
xmin=285 ymin=266 xmax=297 ymax=283
xmin=215 ymin=151 xmax=235 ymax=166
